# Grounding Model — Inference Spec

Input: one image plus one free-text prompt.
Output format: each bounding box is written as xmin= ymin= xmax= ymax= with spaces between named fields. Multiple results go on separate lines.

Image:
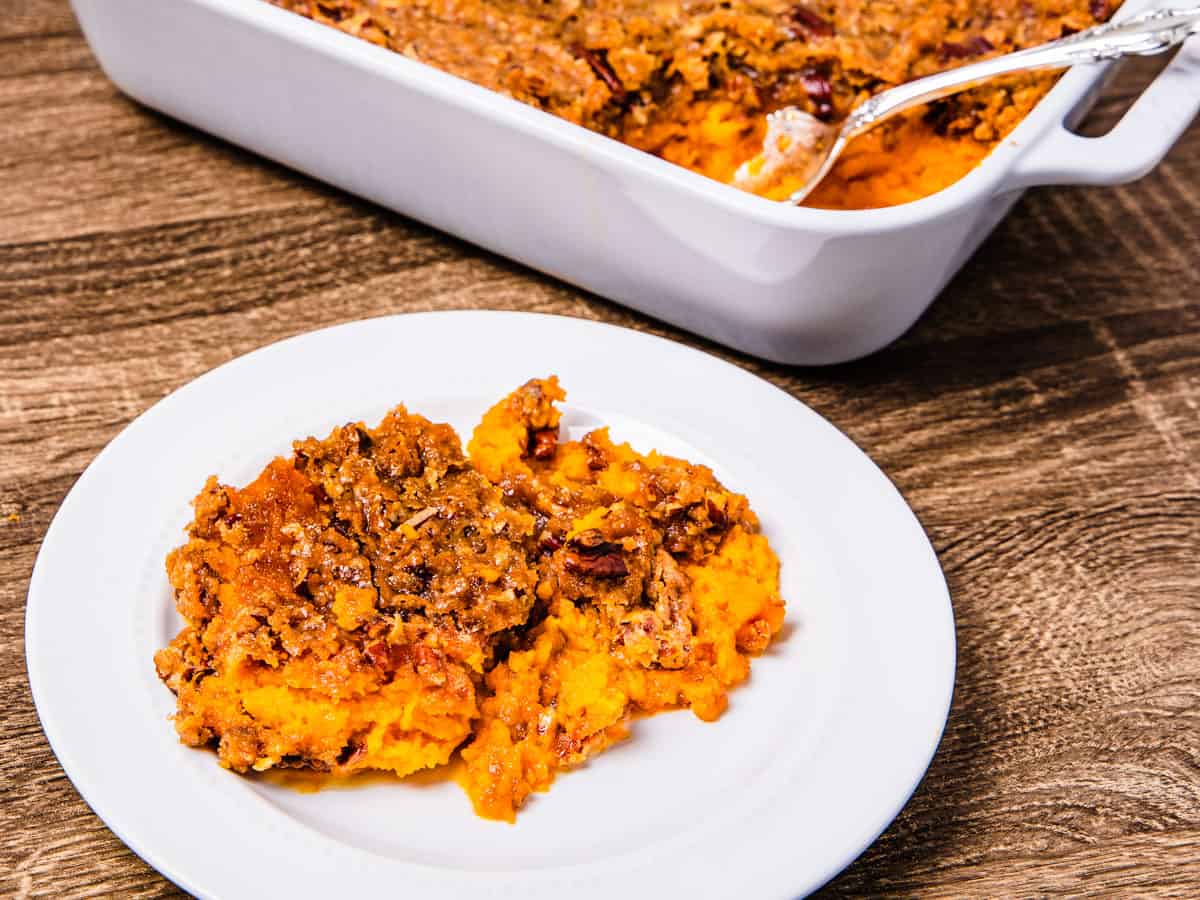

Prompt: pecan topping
xmin=705 ymin=497 xmax=728 ymax=529
xmin=572 ymin=528 xmax=606 ymax=549
xmin=564 ymin=551 xmax=629 ymax=577
xmin=530 ymin=427 xmax=558 ymax=460
xmin=584 ymin=442 xmax=608 ymax=471
xmin=938 ymin=35 xmax=994 ymax=61
xmin=575 ymin=46 xmax=628 ymax=104
xmin=800 ymin=69 xmax=834 ymax=120
xmin=563 ymin=531 xmax=629 ymax=577
xmin=1089 ymin=0 xmax=1107 ymax=18
xmin=785 ymin=5 xmax=834 ymax=39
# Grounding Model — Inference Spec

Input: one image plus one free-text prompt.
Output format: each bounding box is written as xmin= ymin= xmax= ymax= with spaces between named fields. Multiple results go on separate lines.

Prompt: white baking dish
xmin=70 ymin=0 xmax=1199 ymax=364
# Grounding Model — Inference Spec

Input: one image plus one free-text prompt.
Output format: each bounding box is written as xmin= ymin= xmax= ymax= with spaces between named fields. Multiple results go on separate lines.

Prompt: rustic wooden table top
xmin=3 ymin=2 xmax=1198 ymax=896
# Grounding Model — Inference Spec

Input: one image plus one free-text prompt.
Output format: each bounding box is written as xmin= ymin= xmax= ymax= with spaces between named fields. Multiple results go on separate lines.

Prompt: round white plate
xmin=27 ymin=311 xmax=954 ymax=899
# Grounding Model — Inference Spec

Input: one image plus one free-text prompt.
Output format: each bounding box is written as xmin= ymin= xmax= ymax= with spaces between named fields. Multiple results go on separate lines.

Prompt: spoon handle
xmin=839 ymin=6 xmax=1200 ymax=141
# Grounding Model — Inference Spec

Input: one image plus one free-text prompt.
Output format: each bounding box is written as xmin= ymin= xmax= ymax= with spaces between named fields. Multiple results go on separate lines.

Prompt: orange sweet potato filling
xmin=156 ymin=378 xmax=785 ymax=820
xmin=268 ymin=0 xmax=1114 ymax=208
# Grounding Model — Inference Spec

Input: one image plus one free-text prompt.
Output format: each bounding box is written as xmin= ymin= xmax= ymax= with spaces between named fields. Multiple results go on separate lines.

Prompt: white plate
xmin=26 ymin=311 xmax=954 ymax=899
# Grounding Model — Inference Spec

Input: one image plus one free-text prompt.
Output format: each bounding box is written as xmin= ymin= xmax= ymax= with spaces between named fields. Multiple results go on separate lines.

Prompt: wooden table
xmin=3 ymin=2 xmax=1198 ymax=895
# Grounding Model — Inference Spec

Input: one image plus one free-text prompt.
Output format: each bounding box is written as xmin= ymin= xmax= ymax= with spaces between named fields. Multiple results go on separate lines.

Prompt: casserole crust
xmin=268 ymin=0 xmax=1115 ymax=207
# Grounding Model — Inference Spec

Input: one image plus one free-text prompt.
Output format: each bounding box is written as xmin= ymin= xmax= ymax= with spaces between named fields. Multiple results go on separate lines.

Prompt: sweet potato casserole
xmin=155 ymin=378 xmax=785 ymax=820
xmin=266 ymin=0 xmax=1115 ymax=208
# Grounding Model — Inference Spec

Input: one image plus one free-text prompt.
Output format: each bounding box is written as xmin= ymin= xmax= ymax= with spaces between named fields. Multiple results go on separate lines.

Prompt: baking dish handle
xmin=1003 ymin=36 xmax=1200 ymax=190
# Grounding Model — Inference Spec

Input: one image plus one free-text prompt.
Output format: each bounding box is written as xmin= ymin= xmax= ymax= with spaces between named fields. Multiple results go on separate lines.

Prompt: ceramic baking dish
xmin=71 ymin=0 xmax=1200 ymax=364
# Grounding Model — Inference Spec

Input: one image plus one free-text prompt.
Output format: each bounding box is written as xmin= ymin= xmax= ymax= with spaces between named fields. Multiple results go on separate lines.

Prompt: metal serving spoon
xmin=734 ymin=6 xmax=1200 ymax=204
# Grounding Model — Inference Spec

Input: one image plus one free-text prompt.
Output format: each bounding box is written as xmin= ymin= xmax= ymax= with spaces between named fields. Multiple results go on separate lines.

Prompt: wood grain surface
xmin=2 ymin=3 xmax=1198 ymax=896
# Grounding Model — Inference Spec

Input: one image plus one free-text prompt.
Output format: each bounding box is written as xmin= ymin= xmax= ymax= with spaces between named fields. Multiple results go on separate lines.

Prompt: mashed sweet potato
xmin=156 ymin=378 xmax=785 ymax=820
xmin=267 ymin=0 xmax=1114 ymax=208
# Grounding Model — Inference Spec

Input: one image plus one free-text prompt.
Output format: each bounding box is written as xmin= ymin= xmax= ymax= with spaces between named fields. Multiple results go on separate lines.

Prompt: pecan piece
xmin=938 ymin=36 xmax=994 ymax=62
xmin=785 ymin=5 xmax=834 ymax=39
xmin=564 ymin=551 xmax=629 ymax=577
xmin=574 ymin=46 xmax=628 ymax=104
xmin=801 ymin=68 xmax=835 ymax=120
xmin=530 ymin=427 xmax=558 ymax=461
xmin=705 ymin=497 xmax=728 ymax=529
xmin=1089 ymin=0 xmax=1108 ymax=18
xmin=563 ymin=531 xmax=629 ymax=577
xmin=584 ymin=441 xmax=608 ymax=471
xmin=572 ymin=528 xmax=606 ymax=549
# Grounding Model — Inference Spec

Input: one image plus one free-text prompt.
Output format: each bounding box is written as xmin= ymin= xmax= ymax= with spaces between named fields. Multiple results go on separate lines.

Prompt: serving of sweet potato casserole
xmin=155 ymin=378 xmax=785 ymax=821
xmin=267 ymin=0 xmax=1114 ymax=208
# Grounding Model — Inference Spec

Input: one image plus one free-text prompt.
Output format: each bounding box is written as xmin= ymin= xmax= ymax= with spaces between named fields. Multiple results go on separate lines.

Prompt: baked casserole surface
xmin=268 ymin=0 xmax=1115 ymax=207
